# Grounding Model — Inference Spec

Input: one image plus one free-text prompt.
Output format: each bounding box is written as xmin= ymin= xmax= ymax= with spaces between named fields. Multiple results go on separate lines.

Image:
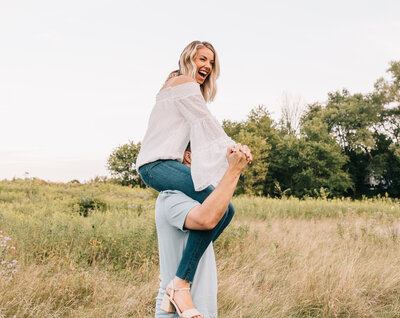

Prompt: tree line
xmin=107 ymin=61 xmax=400 ymax=198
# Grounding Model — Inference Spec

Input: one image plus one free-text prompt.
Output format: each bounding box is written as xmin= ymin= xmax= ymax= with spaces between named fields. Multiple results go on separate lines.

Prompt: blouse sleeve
xmin=172 ymin=83 xmax=235 ymax=191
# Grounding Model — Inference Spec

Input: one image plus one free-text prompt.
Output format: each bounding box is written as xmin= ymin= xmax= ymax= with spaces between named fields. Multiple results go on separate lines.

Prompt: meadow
xmin=1 ymin=178 xmax=400 ymax=317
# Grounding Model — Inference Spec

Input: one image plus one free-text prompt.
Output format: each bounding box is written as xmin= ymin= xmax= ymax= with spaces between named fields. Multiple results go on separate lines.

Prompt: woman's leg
xmin=211 ymin=202 xmax=234 ymax=242
xmin=139 ymin=160 xmax=212 ymax=201
xmin=176 ymin=203 xmax=235 ymax=281
xmin=139 ymin=160 xmax=234 ymax=281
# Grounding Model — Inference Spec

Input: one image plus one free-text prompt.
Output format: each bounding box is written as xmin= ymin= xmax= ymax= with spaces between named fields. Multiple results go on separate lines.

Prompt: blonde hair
xmin=165 ymin=41 xmax=220 ymax=103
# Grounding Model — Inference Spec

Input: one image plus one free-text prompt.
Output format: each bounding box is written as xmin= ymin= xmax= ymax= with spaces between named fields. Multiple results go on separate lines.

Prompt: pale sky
xmin=1 ymin=0 xmax=399 ymax=182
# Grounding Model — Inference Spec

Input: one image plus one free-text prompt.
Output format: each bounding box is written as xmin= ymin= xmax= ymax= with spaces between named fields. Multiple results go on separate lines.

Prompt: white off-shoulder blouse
xmin=135 ymin=81 xmax=235 ymax=191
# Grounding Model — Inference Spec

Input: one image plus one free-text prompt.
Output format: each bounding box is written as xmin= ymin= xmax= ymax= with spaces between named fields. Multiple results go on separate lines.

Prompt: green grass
xmin=1 ymin=178 xmax=399 ymax=272
xmin=1 ymin=178 xmax=400 ymax=317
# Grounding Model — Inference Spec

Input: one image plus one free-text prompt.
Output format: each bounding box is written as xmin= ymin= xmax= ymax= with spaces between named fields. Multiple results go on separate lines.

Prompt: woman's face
xmin=193 ymin=46 xmax=214 ymax=84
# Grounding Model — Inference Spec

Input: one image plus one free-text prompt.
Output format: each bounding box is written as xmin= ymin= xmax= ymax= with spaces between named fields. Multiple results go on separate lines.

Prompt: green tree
xmin=107 ymin=141 xmax=146 ymax=187
xmin=223 ymin=105 xmax=275 ymax=195
xmin=297 ymin=118 xmax=353 ymax=197
xmin=266 ymin=118 xmax=353 ymax=198
xmin=301 ymin=61 xmax=400 ymax=197
xmin=369 ymin=61 xmax=400 ymax=196
xmin=232 ymin=130 xmax=269 ymax=195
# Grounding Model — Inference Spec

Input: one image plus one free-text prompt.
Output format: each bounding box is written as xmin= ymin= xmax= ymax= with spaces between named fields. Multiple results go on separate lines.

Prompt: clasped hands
xmin=231 ymin=143 xmax=253 ymax=164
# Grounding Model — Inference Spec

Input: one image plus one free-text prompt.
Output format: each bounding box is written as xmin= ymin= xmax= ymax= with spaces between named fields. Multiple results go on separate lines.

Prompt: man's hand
xmin=226 ymin=145 xmax=249 ymax=176
xmin=184 ymin=146 xmax=249 ymax=231
xmin=231 ymin=143 xmax=253 ymax=163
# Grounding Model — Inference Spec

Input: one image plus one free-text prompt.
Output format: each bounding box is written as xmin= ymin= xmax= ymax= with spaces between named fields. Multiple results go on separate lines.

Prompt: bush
xmin=75 ymin=197 xmax=107 ymax=217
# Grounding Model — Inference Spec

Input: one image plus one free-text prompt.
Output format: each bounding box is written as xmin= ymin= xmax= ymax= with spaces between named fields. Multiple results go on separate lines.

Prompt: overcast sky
xmin=1 ymin=0 xmax=399 ymax=182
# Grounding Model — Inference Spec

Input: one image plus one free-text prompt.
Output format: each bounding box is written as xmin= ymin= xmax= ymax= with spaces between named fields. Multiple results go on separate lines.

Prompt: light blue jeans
xmin=139 ymin=159 xmax=234 ymax=282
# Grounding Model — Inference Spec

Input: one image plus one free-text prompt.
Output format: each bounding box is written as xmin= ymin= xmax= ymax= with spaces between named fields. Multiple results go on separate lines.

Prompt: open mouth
xmin=198 ymin=70 xmax=208 ymax=80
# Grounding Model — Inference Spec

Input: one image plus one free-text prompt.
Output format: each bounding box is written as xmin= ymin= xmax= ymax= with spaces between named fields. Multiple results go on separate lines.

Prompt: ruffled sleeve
xmin=172 ymin=82 xmax=235 ymax=191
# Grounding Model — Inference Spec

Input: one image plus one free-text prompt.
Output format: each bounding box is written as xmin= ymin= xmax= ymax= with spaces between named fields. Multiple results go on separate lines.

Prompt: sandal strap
xmin=181 ymin=308 xmax=202 ymax=318
xmin=168 ymin=287 xmax=190 ymax=300
xmin=168 ymin=281 xmax=191 ymax=303
xmin=170 ymin=281 xmax=190 ymax=291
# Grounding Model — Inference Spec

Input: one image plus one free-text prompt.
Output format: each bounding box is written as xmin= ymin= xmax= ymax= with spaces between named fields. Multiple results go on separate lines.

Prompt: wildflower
xmin=0 ymin=270 xmax=5 ymax=275
xmin=12 ymin=260 xmax=17 ymax=264
xmin=12 ymin=269 xmax=17 ymax=274
xmin=1 ymin=261 xmax=6 ymax=265
xmin=11 ymin=246 xmax=15 ymax=250
xmin=0 ymin=244 xmax=5 ymax=247
xmin=7 ymin=263 xmax=13 ymax=268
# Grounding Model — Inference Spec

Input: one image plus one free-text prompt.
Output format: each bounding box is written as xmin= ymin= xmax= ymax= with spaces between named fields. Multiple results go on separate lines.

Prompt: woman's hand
xmin=226 ymin=146 xmax=249 ymax=175
xmin=232 ymin=143 xmax=253 ymax=164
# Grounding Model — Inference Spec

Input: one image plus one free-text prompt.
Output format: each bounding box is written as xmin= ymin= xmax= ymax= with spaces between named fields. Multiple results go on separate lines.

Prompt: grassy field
xmin=1 ymin=178 xmax=400 ymax=317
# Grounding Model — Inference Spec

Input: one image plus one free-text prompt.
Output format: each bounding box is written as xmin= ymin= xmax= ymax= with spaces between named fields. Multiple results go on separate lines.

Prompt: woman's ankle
xmin=172 ymin=276 xmax=190 ymax=287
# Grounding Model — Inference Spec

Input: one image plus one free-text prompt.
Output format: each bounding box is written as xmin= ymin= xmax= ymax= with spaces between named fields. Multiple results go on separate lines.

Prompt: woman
xmin=136 ymin=41 xmax=252 ymax=318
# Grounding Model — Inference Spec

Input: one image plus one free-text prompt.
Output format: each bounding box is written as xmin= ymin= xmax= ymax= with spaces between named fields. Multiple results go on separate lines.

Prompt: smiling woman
xmin=161 ymin=41 xmax=220 ymax=103
xmin=134 ymin=40 xmax=252 ymax=318
xmin=193 ymin=47 xmax=214 ymax=84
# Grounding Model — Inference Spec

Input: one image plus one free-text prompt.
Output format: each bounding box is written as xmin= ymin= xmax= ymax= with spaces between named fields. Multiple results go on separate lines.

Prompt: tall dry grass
xmin=217 ymin=216 xmax=400 ymax=317
xmin=1 ymin=179 xmax=400 ymax=317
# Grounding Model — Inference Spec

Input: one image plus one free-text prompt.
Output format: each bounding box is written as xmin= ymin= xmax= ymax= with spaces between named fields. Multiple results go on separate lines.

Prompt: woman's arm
xmin=173 ymin=83 xmax=236 ymax=191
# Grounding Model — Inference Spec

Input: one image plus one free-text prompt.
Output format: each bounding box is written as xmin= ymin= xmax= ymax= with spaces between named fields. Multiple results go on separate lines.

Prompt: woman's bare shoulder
xmin=159 ymin=75 xmax=197 ymax=93
xmin=170 ymin=75 xmax=196 ymax=87
xmin=163 ymin=75 xmax=196 ymax=88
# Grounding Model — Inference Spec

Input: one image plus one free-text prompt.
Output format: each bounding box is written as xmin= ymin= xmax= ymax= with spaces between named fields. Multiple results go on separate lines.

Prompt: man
xmin=155 ymin=145 xmax=249 ymax=318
